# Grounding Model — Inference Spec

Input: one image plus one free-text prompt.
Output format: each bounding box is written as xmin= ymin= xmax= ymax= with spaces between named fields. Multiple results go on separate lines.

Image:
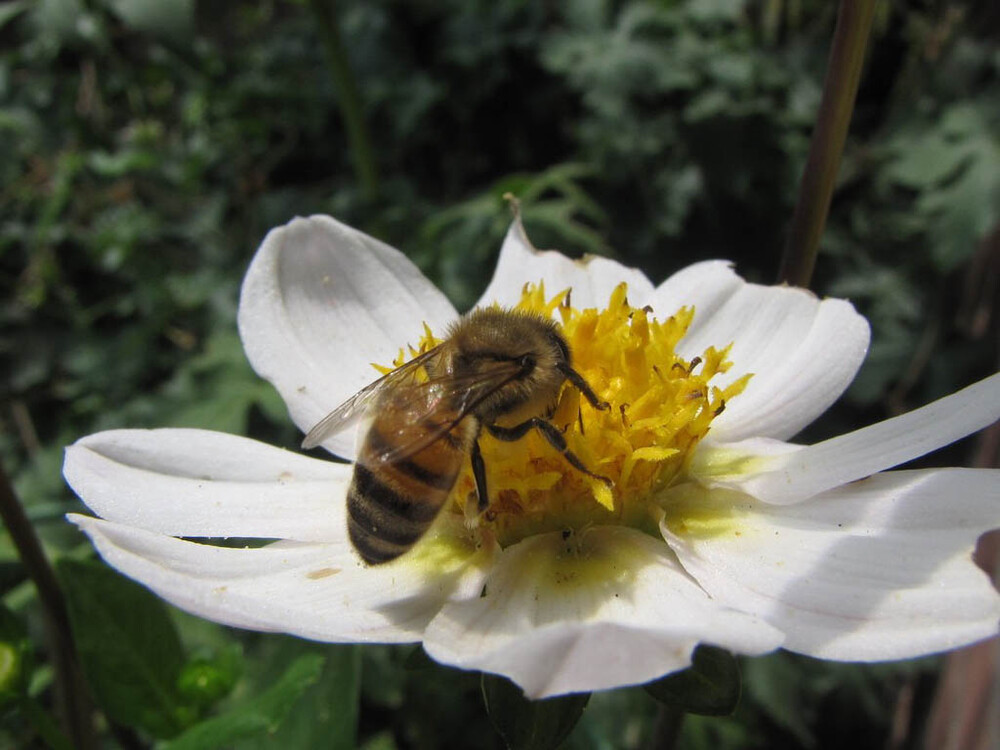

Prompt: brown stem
xmin=0 ymin=461 xmax=95 ymax=749
xmin=778 ymin=0 xmax=877 ymax=288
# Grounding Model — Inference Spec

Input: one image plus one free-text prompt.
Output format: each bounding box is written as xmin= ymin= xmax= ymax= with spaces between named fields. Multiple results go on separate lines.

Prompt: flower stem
xmin=0 ymin=462 xmax=95 ymax=749
xmin=778 ymin=0 xmax=877 ymax=288
xmin=307 ymin=0 xmax=379 ymax=202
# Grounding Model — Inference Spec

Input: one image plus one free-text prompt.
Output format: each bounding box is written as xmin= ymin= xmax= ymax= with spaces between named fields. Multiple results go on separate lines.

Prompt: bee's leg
xmin=470 ymin=438 xmax=490 ymax=513
xmin=487 ymin=420 xmax=613 ymax=487
xmin=559 ymin=364 xmax=610 ymax=411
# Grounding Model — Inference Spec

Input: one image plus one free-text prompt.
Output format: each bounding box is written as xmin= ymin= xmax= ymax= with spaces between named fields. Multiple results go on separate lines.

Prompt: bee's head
xmin=446 ymin=308 xmax=571 ymax=421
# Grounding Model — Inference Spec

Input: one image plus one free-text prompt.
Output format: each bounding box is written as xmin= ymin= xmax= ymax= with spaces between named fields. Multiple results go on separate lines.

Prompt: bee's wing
xmin=366 ymin=359 xmax=526 ymax=464
xmin=300 ymin=346 xmax=444 ymax=450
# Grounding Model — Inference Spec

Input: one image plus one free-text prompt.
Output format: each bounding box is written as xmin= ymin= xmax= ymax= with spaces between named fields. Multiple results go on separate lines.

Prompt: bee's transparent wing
xmin=365 ymin=360 xmax=526 ymax=464
xmin=300 ymin=346 xmax=443 ymax=450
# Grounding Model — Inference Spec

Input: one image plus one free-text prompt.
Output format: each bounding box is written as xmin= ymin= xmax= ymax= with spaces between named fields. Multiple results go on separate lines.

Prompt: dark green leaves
xmin=176 ymin=645 xmax=242 ymax=711
xmin=58 ymin=559 xmax=189 ymax=737
xmin=234 ymin=640 xmax=360 ymax=750
xmin=419 ymin=164 xmax=608 ymax=312
xmin=106 ymin=0 xmax=194 ymax=41
xmin=882 ymin=104 xmax=1000 ymax=272
xmin=474 ymin=652 xmax=739 ymax=749
xmin=644 ymin=646 xmax=741 ymax=716
xmin=162 ymin=653 xmax=324 ymax=750
xmin=57 ymin=561 xmax=360 ymax=746
xmin=0 ymin=1 xmax=29 ymax=31
xmin=482 ymin=673 xmax=589 ymax=750
xmin=0 ymin=604 xmax=31 ymax=705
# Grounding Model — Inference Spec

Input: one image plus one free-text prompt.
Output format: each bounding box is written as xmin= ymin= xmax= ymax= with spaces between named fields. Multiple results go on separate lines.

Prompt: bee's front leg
xmin=558 ymin=364 xmax=610 ymax=411
xmin=486 ymin=419 xmax=613 ymax=487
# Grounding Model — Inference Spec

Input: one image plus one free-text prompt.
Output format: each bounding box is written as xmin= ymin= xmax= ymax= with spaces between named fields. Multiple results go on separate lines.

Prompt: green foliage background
xmin=1 ymin=0 xmax=997 ymax=748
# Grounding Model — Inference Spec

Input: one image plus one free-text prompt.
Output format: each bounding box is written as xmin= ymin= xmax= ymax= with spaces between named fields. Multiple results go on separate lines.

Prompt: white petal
xmin=473 ymin=218 xmax=656 ymax=311
xmin=64 ymin=429 xmax=350 ymax=542
xmin=238 ymin=216 xmax=458 ymax=458
xmin=423 ymin=526 xmax=783 ymax=699
xmin=668 ymin=275 xmax=869 ymax=442
xmin=70 ymin=515 xmax=490 ymax=643
xmin=651 ymin=260 xmax=743 ymax=325
xmin=661 ymin=470 xmax=1000 ymax=661
xmin=726 ymin=372 xmax=1000 ymax=504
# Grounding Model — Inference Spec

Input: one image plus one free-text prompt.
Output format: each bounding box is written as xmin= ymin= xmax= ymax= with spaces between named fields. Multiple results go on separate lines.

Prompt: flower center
xmin=390 ymin=282 xmax=750 ymax=550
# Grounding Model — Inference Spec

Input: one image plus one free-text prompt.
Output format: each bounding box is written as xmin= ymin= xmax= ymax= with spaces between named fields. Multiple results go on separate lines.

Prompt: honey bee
xmin=302 ymin=308 xmax=612 ymax=565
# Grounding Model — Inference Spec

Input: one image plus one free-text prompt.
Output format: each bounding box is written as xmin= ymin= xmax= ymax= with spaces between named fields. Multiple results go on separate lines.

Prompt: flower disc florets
xmin=386 ymin=282 xmax=752 ymax=549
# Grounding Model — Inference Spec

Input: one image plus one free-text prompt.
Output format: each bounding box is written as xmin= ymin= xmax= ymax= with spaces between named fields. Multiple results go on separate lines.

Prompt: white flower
xmin=64 ymin=215 xmax=1000 ymax=699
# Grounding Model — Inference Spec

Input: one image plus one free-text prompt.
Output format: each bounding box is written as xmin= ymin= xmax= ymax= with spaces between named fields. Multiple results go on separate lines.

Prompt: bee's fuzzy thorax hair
xmin=444 ymin=307 xmax=570 ymax=424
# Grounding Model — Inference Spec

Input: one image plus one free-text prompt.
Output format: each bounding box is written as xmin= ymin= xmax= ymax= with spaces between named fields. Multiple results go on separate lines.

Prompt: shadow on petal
xmin=662 ymin=469 xmax=1000 ymax=660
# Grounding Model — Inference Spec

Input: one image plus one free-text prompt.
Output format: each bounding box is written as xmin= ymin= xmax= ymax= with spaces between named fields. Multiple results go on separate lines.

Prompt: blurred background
xmin=1 ymin=1 xmax=998 ymax=748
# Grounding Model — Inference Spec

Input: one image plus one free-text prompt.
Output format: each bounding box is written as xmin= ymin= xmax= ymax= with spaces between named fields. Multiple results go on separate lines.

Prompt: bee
xmin=302 ymin=308 xmax=612 ymax=565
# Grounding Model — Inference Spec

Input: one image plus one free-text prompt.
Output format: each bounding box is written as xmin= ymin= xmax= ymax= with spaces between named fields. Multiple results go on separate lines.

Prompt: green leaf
xmin=18 ymin=694 xmax=74 ymax=750
xmin=685 ymin=0 xmax=744 ymax=24
xmin=162 ymin=652 xmax=325 ymax=750
xmin=643 ymin=646 xmax=741 ymax=716
xmin=920 ymin=150 xmax=1000 ymax=271
xmin=234 ymin=643 xmax=359 ymax=750
xmin=0 ymin=0 xmax=29 ymax=30
xmin=358 ymin=732 xmax=398 ymax=750
xmin=287 ymin=646 xmax=359 ymax=750
xmin=106 ymin=0 xmax=194 ymax=41
xmin=0 ymin=643 xmax=19 ymax=696
xmin=176 ymin=644 xmax=243 ymax=711
xmin=0 ymin=603 xmax=33 ymax=706
xmin=681 ymin=711 xmax=755 ymax=750
xmin=360 ymin=646 xmax=406 ymax=710
xmin=31 ymin=0 xmax=88 ymax=42
xmin=741 ymin=653 xmax=815 ymax=747
xmin=882 ymin=104 xmax=1000 ymax=272
xmin=402 ymin=644 xmax=437 ymax=671
xmin=482 ymin=673 xmax=589 ymax=750
xmin=561 ymin=686 xmax=658 ymax=749
xmin=57 ymin=559 xmax=188 ymax=738
xmin=883 ymin=132 xmax=971 ymax=189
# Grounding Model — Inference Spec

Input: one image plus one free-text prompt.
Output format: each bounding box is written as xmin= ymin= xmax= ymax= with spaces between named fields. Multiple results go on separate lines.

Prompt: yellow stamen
xmin=400 ymin=282 xmax=751 ymax=549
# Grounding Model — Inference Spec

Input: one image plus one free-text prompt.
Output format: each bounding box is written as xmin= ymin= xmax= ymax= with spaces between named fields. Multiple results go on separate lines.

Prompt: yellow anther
xmin=396 ymin=283 xmax=751 ymax=548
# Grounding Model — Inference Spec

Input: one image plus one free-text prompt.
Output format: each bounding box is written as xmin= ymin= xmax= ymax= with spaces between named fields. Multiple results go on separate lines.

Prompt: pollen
xmin=413 ymin=282 xmax=750 ymax=548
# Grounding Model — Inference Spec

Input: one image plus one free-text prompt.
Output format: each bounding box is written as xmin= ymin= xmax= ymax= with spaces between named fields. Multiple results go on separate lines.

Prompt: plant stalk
xmin=0 ymin=462 xmax=95 ymax=749
xmin=778 ymin=0 xmax=877 ymax=288
xmin=307 ymin=0 xmax=379 ymax=202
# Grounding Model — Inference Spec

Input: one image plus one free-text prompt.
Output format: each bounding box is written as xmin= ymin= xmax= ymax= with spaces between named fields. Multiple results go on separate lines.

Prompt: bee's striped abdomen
xmin=347 ymin=419 xmax=467 ymax=564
